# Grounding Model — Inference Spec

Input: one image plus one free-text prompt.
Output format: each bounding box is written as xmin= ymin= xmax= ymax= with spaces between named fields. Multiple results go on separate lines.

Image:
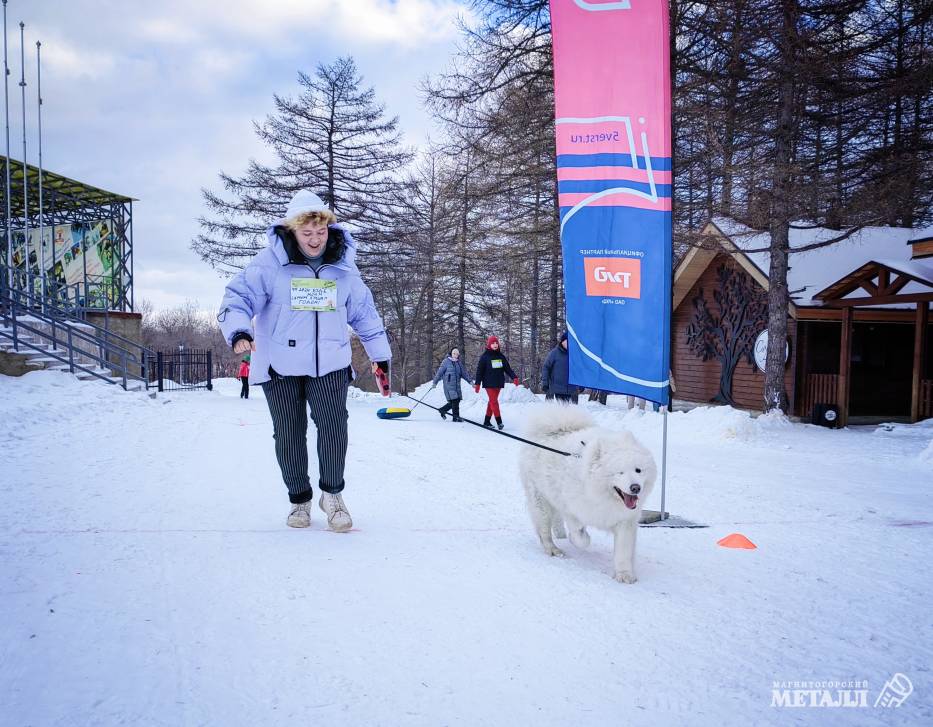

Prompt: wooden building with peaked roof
xmin=672 ymin=218 xmax=933 ymax=424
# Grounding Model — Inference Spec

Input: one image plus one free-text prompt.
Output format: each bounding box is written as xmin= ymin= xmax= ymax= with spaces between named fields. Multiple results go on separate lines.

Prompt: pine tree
xmin=193 ymin=56 xmax=411 ymax=274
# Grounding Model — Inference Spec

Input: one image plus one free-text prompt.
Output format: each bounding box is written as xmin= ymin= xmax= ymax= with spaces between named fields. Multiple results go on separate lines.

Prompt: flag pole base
xmin=639 ymin=510 xmax=669 ymax=524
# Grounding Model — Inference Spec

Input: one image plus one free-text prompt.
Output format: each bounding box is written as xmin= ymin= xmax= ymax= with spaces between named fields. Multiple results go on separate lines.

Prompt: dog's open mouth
xmin=613 ymin=486 xmax=638 ymax=510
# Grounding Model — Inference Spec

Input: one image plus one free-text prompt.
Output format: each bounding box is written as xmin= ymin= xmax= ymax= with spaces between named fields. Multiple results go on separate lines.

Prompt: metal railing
xmin=0 ymin=280 xmax=152 ymax=391
xmin=2 ymin=268 xmax=216 ymax=396
xmin=5 ymin=264 xmax=123 ymax=316
xmin=2 ymin=267 xmax=144 ymax=354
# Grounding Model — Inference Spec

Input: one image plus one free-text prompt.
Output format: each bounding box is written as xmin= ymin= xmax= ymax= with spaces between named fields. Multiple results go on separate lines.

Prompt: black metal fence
xmin=147 ymin=349 xmax=213 ymax=392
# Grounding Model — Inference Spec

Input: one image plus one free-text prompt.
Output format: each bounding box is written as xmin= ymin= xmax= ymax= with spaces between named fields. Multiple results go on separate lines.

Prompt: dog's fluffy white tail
xmin=524 ymin=405 xmax=595 ymax=439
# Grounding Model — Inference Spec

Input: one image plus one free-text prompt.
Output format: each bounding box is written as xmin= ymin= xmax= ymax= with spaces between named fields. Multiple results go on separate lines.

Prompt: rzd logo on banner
xmin=584 ymin=258 xmax=641 ymax=298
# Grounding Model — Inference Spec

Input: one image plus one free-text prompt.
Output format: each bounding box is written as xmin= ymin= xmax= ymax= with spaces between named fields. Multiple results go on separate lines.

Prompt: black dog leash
xmin=402 ymin=394 xmax=574 ymax=458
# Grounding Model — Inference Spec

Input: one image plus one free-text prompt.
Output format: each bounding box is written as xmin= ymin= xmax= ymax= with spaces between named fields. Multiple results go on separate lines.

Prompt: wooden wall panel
xmin=672 ymin=254 xmax=797 ymax=411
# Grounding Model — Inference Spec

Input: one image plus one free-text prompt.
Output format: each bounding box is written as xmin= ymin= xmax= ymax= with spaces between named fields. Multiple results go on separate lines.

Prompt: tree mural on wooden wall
xmin=685 ymin=264 xmax=768 ymax=405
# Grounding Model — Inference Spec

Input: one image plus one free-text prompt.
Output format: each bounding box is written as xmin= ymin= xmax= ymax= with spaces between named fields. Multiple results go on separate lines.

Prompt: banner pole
xmin=663 ymin=0 xmax=675 ymax=523
xmin=3 ymin=0 xmax=11 ymax=292
xmin=18 ymin=22 xmax=27 ymax=293
xmin=660 ymin=403 xmax=668 ymax=520
xmin=36 ymin=40 xmax=43 ymax=311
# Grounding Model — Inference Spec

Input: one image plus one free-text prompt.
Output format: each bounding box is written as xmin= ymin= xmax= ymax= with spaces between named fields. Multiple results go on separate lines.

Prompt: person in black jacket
xmin=474 ymin=335 xmax=519 ymax=429
xmin=541 ymin=331 xmax=581 ymax=404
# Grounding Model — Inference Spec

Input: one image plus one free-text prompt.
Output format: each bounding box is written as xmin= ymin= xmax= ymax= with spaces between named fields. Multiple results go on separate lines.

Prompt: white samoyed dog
xmin=519 ymin=405 xmax=657 ymax=583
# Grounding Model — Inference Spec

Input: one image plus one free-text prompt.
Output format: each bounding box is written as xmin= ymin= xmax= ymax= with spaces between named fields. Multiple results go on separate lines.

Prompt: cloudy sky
xmin=10 ymin=0 xmax=469 ymax=312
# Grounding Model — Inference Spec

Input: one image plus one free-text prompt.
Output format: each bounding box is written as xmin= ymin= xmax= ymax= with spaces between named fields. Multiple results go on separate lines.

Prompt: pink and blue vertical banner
xmin=550 ymin=0 xmax=672 ymax=405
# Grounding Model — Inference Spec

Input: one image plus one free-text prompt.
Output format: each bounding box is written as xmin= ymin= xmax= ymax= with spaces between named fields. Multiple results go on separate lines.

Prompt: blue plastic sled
xmin=377 ymin=407 xmax=411 ymax=420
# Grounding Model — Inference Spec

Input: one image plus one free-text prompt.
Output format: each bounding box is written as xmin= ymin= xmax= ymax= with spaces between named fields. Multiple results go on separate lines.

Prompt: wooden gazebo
xmin=812 ymin=260 xmax=932 ymax=425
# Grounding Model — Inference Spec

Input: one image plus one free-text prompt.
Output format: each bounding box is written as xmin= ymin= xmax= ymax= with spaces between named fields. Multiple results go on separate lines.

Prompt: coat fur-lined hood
xmin=267 ymin=224 xmax=359 ymax=272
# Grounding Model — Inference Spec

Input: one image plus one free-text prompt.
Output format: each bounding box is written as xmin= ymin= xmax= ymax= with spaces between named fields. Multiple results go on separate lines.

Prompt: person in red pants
xmin=238 ymin=354 xmax=251 ymax=399
xmin=474 ymin=335 xmax=519 ymax=430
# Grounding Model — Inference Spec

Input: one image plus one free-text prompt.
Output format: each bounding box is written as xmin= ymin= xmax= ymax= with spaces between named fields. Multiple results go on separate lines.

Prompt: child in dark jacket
xmin=474 ymin=335 xmax=518 ymax=429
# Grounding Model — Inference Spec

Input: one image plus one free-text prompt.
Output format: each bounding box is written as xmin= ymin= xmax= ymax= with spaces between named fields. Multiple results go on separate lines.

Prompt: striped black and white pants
xmin=261 ymin=367 xmax=350 ymax=503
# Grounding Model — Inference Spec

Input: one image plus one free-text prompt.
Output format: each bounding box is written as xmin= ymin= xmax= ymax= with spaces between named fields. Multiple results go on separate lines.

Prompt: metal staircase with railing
xmin=0 ymin=270 xmax=153 ymax=392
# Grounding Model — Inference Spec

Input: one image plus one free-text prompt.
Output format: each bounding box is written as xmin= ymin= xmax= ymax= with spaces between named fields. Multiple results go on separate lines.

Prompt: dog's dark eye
xmin=635 ymin=468 xmax=642 ymax=474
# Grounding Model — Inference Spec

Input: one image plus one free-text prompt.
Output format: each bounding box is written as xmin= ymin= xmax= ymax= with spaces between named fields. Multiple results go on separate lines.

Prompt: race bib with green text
xmin=291 ymin=279 xmax=337 ymax=312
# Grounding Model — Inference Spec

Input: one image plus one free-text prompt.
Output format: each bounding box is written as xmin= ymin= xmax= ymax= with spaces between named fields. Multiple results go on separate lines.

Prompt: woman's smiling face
xmin=296 ymin=221 xmax=329 ymax=258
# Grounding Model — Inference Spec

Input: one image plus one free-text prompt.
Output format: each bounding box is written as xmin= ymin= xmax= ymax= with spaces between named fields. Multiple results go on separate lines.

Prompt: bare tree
xmin=193 ymin=56 xmax=411 ymax=275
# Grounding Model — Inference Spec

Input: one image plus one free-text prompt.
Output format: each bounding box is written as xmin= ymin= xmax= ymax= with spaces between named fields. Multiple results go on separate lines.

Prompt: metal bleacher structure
xmin=0 ymin=156 xmax=153 ymax=391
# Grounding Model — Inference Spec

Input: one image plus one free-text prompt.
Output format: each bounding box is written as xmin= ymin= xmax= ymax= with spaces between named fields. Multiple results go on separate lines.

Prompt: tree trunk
xmin=457 ymin=158 xmax=469 ymax=356
xmin=517 ymin=269 xmax=525 ymax=381
xmin=424 ymin=163 xmax=437 ymax=380
xmin=327 ymin=97 xmax=337 ymax=211
xmin=714 ymin=353 xmax=740 ymax=406
xmin=764 ymin=0 xmax=798 ymax=413
xmin=719 ymin=7 xmax=743 ymax=217
xmin=530 ymin=248 xmax=540 ymax=390
xmin=397 ymin=309 xmax=408 ymax=395
xmin=550 ymin=190 xmax=560 ymax=345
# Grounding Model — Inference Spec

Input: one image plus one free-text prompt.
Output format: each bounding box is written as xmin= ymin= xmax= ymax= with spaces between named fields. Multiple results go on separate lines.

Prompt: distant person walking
xmin=238 ymin=354 xmax=251 ymax=399
xmin=432 ymin=347 xmax=472 ymax=422
xmin=541 ymin=331 xmax=580 ymax=404
xmin=474 ymin=335 xmax=519 ymax=430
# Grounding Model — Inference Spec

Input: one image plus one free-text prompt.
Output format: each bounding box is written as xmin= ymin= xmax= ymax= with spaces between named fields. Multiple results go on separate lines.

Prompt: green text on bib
xmin=291 ymin=278 xmax=337 ymax=312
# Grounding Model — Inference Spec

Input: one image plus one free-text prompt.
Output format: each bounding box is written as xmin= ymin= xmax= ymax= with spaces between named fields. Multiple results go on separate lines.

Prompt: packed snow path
xmin=1 ymin=371 xmax=931 ymax=725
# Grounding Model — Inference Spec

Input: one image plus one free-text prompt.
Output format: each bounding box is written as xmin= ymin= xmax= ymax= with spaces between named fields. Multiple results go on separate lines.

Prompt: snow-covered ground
xmin=1 ymin=371 xmax=931 ymax=726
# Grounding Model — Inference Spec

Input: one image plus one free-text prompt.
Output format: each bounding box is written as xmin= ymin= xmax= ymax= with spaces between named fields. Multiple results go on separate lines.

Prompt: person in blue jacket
xmin=218 ymin=190 xmax=391 ymax=532
xmin=432 ymin=347 xmax=472 ymax=422
xmin=542 ymin=331 xmax=581 ymax=404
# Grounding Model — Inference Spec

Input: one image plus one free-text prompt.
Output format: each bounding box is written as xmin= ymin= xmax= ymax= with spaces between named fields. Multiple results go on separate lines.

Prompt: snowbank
xmin=348 ymin=385 xmax=384 ymax=402
xmin=212 ymin=376 xmax=248 ymax=397
xmin=615 ymin=404 xmax=793 ymax=443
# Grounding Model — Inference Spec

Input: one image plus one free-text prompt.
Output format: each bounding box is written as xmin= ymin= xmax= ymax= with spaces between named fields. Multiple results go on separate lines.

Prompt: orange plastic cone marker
xmin=717 ymin=533 xmax=757 ymax=549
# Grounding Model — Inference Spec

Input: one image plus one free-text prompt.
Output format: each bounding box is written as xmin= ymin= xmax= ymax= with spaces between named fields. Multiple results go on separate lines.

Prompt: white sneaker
xmin=287 ymin=500 xmax=312 ymax=528
xmin=319 ymin=492 xmax=353 ymax=532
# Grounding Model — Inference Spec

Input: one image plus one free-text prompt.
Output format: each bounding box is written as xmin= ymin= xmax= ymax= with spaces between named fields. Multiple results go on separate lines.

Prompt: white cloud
xmin=137 ymin=18 xmax=203 ymax=45
xmin=332 ymin=0 xmax=467 ymax=44
xmin=190 ymin=47 xmax=254 ymax=79
xmin=34 ymin=28 xmax=118 ymax=80
xmin=127 ymin=0 xmax=466 ymax=50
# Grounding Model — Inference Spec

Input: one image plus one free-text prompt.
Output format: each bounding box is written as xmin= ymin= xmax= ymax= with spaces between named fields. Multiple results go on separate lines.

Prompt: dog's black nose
xmin=630 ymin=483 xmax=641 ymax=494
